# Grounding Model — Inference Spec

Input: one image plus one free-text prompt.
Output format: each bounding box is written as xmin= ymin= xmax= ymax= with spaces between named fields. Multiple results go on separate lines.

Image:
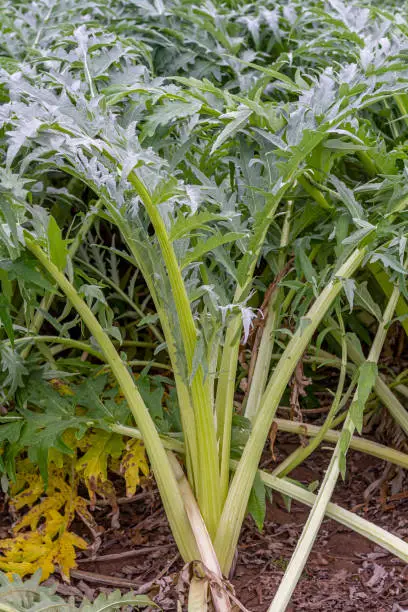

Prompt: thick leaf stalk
xmin=214 ymin=247 xmax=366 ymax=574
xmin=268 ymin=276 xmax=402 ymax=611
xmin=128 ymin=172 xmax=221 ymax=535
xmin=25 ymin=237 xmax=199 ymax=563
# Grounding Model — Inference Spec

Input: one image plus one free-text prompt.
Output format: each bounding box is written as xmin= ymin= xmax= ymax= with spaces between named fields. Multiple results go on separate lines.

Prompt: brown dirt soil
xmin=29 ymin=433 xmax=408 ymax=611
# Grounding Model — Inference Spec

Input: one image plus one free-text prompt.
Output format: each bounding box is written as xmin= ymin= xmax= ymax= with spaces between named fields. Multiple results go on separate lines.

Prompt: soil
xmin=36 ymin=432 xmax=408 ymax=611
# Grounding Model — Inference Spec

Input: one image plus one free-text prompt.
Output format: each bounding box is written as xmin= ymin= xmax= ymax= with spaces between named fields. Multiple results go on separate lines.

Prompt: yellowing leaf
xmin=48 ymin=448 xmax=65 ymax=469
xmin=50 ymin=378 xmax=74 ymax=396
xmin=52 ymin=531 xmax=87 ymax=580
xmin=11 ymin=474 xmax=44 ymax=510
xmin=14 ymin=493 xmax=67 ymax=532
xmin=0 ymin=560 xmax=36 ymax=577
xmin=1 ymin=456 xmax=89 ymax=582
xmin=0 ymin=530 xmax=87 ymax=581
xmin=120 ymin=439 xmax=150 ymax=498
xmin=43 ymin=509 xmax=66 ymax=538
xmin=36 ymin=551 xmax=55 ymax=582
xmin=75 ymin=431 xmax=124 ymax=503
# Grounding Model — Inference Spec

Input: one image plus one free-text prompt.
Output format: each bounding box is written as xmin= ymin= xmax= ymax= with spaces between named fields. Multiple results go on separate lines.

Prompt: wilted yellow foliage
xmin=0 ymin=417 xmax=150 ymax=582
xmin=120 ymin=439 xmax=150 ymax=498
xmin=0 ymin=464 xmax=88 ymax=581
xmin=75 ymin=430 xmax=124 ymax=503
xmin=0 ymin=529 xmax=86 ymax=581
xmin=11 ymin=473 xmax=44 ymax=510
xmin=51 ymin=531 xmax=87 ymax=580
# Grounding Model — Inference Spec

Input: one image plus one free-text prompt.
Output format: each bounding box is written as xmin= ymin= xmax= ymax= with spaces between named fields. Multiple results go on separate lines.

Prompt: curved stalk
xmin=326 ymin=317 xmax=408 ymax=434
xmin=104 ymin=200 xmax=199 ymax=496
xmin=25 ymin=237 xmax=199 ymax=563
xmin=244 ymin=200 xmax=293 ymax=422
xmin=258 ymin=468 xmax=408 ymax=564
xmin=214 ymin=246 xmax=366 ymax=575
xmin=272 ymin=316 xmax=348 ymax=479
xmin=113 ymin=423 xmax=408 ymax=563
xmin=127 ymin=171 xmax=221 ymax=534
xmin=272 ymin=418 xmax=408 ymax=469
xmin=7 ymin=335 xmax=104 ymax=359
xmin=268 ymin=279 xmax=401 ymax=611
xmin=297 ymin=176 xmax=333 ymax=211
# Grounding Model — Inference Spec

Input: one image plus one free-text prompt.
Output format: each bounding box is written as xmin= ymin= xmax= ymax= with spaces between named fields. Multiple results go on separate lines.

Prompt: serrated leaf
xmin=210 ymin=109 xmax=252 ymax=154
xmin=181 ymin=232 xmax=244 ymax=269
xmin=120 ymin=439 xmax=149 ymax=498
xmin=0 ymin=345 xmax=28 ymax=396
xmin=357 ymin=361 xmax=378 ymax=408
xmin=0 ymin=570 xmax=66 ymax=609
xmin=331 ymin=176 xmax=364 ymax=219
xmin=342 ymin=278 xmax=356 ymax=312
xmin=339 ymin=429 xmax=351 ymax=454
xmin=75 ymin=431 xmax=124 ymax=502
xmin=295 ymin=245 xmax=316 ymax=284
xmin=339 ymin=451 xmax=347 ymax=480
xmin=350 ymin=361 xmax=377 ymax=434
xmin=52 ymin=531 xmax=88 ymax=580
xmin=169 ymin=212 xmax=227 ymax=242
xmin=142 ymin=97 xmax=202 ymax=139
xmin=0 ymin=256 xmax=55 ymax=292
xmin=370 ymin=252 xmax=408 ymax=275
xmin=349 ymin=400 xmax=364 ymax=435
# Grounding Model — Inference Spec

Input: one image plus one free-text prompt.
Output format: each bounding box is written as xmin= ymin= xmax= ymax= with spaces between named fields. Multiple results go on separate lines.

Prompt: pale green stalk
xmin=113 ymin=423 xmax=408 ymax=563
xmin=258 ymin=468 xmax=408 ymax=564
xmin=216 ymin=194 xmax=297 ymax=506
xmin=216 ymin=315 xmax=241 ymax=505
xmin=4 ymin=335 xmax=170 ymax=370
xmin=297 ymin=176 xmax=332 ymax=211
xmin=244 ymin=200 xmax=293 ymax=422
xmin=214 ymin=183 xmax=296 ymax=508
xmin=168 ymin=453 xmax=231 ymax=612
xmin=127 ymin=171 xmax=221 ymax=534
xmin=326 ymin=317 xmax=408 ymax=434
xmin=272 ymin=317 xmax=348 ymax=479
xmin=268 ymin=281 xmax=401 ymax=611
xmin=214 ymin=247 xmax=366 ymax=574
xmin=9 ymin=335 xmax=104 ymax=359
xmin=396 ymin=384 xmax=408 ymax=399
xmin=112 ymin=419 xmax=408 ymax=472
xmin=243 ymin=298 xmax=280 ymax=422
xmin=25 ymin=237 xmax=198 ymax=563
xmin=104 ymin=198 xmax=199 ymax=496
xmin=272 ymin=418 xmax=408 ymax=469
